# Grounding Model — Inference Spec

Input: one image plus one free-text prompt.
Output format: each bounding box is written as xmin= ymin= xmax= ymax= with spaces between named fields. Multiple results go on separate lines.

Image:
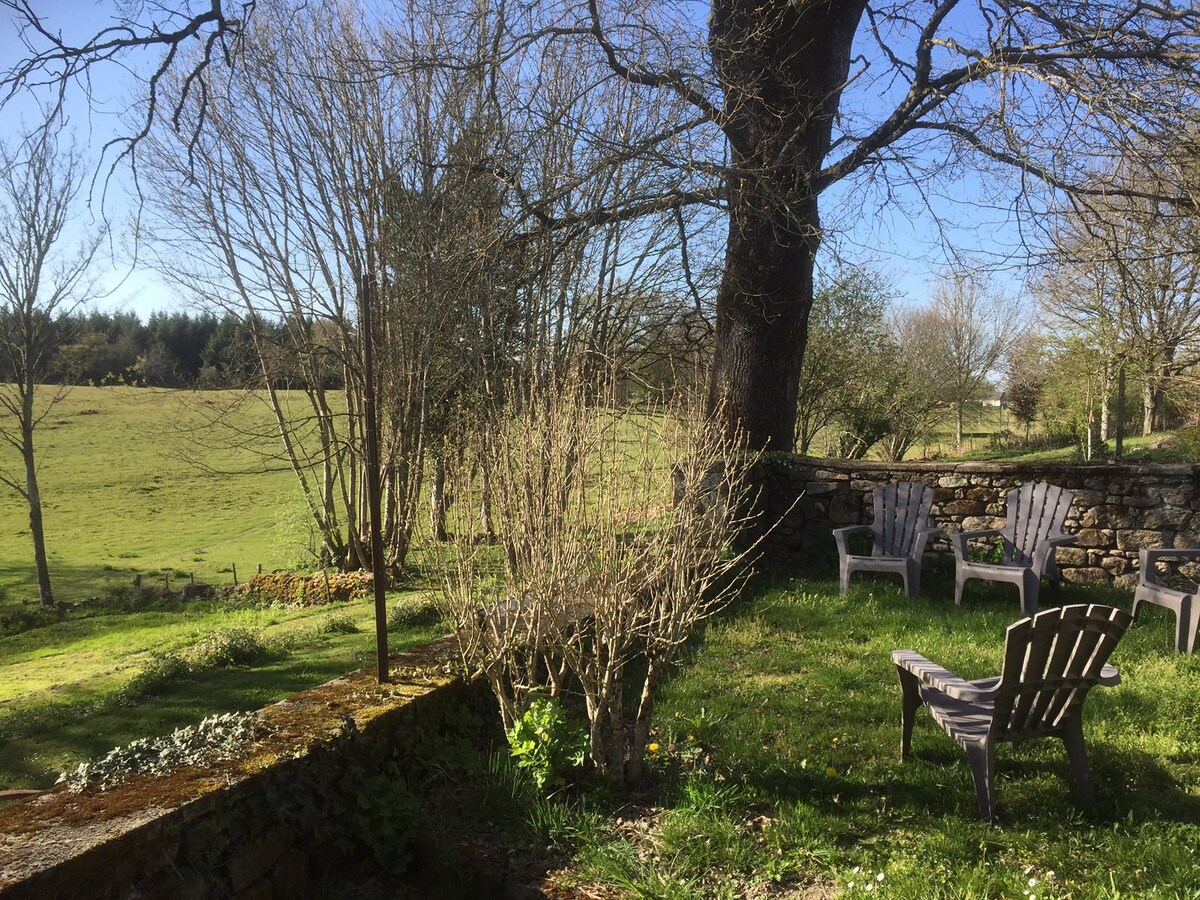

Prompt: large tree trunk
xmin=706 ymin=0 xmax=867 ymax=451
xmin=708 ymin=192 xmax=818 ymax=450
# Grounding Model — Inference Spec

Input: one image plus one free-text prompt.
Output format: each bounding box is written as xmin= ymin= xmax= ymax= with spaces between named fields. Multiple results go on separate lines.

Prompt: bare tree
xmin=136 ymin=0 xmax=437 ymax=569
xmin=436 ymin=375 xmax=756 ymax=788
xmin=12 ymin=2 xmax=1200 ymax=452
xmin=1040 ymin=140 xmax=1200 ymax=436
xmin=1037 ymin=220 xmax=1129 ymax=440
xmin=904 ymin=274 xmax=1022 ymax=449
xmin=0 ymin=133 xmax=100 ymax=605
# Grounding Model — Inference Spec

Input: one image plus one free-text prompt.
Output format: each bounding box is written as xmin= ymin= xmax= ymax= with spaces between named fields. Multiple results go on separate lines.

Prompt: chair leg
xmin=964 ymin=741 xmax=996 ymax=822
xmin=1020 ymin=569 xmax=1040 ymax=618
xmin=1179 ymin=596 xmax=1198 ymax=654
xmin=840 ymin=558 xmax=851 ymax=596
xmin=903 ymin=559 xmax=920 ymax=599
xmin=1061 ymin=717 xmax=1095 ymax=811
xmin=955 ymin=568 xmax=967 ymax=606
xmin=896 ymin=666 xmax=923 ymax=760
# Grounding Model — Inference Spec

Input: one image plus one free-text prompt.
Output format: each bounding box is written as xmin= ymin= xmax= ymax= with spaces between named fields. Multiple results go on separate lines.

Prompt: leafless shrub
xmin=432 ymin=377 xmax=757 ymax=787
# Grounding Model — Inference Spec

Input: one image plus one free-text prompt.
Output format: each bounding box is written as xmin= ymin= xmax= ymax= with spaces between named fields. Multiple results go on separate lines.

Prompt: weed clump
xmin=320 ymin=613 xmax=360 ymax=635
xmin=188 ymin=628 xmax=270 ymax=668
xmin=387 ymin=596 xmax=442 ymax=631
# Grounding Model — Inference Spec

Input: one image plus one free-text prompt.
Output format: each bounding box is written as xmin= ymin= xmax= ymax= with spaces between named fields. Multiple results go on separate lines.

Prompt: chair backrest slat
xmin=991 ymin=604 xmax=1131 ymax=741
xmin=1002 ymin=483 xmax=1073 ymax=567
xmin=872 ymin=482 xmax=933 ymax=559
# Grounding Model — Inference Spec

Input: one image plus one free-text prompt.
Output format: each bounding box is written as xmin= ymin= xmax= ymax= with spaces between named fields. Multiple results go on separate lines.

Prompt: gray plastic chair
xmin=893 ymin=603 xmax=1131 ymax=821
xmin=833 ymin=482 xmax=939 ymax=599
xmin=1133 ymin=548 xmax=1200 ymax=653
xmin=951 ymin=482 xmax=1076 ymax=617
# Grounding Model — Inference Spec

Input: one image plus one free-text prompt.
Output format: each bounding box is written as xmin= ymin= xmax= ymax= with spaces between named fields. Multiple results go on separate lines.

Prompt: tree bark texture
xmin=707 ymin=0 xmax=867 ymax=450
xmin=21 ymin=414 xmax=53 ymax=607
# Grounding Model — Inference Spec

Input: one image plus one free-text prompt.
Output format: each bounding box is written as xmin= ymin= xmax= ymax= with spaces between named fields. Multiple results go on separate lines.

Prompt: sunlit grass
xmin=550 ymin=566 xmax=1200 ymax=898
xmin=0 ymin=385 xmax=310 ymax=612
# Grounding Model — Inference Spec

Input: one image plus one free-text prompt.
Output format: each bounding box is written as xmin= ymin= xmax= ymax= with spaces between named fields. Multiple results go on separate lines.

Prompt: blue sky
xmin=0 ymin=1 xmax=1035 ymax=321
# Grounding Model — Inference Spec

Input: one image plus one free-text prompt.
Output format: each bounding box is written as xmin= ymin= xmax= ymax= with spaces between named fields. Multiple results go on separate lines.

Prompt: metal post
xmin=1115 ymin=366 xmax=1126 ymax=460
xmin=361 ymin=270 xmax=390 ymax=684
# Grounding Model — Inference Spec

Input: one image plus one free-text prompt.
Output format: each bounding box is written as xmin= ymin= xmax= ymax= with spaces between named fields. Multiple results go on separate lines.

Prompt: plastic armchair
xmin=833 ymin=482 xmax=940 ymax=599
xmin=1133 ymin=548 xmax=1200 ymax=653
xmin=951 ymin=482 xmax=1076 ymax=617
xmin=893 ymin=603 xmax=1130 ymax=821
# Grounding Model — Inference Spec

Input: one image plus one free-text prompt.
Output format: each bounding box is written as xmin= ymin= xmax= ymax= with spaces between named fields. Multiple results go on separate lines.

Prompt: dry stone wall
xmin=750 ymin=456 xmax=1200 ymax=589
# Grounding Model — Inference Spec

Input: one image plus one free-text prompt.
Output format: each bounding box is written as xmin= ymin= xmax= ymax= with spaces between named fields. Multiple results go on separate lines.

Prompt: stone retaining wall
xmin=751 ymin=456 xmax=1200 ymax=589
xmin=0 ymin=640 xmax=491 ymax=900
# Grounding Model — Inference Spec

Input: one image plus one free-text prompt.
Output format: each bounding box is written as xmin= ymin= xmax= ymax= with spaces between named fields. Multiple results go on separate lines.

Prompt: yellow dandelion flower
xmin=648 ymin=742 xmax=660 ymax=752
xmin=826 ymin=766 xmax=838 ymax=777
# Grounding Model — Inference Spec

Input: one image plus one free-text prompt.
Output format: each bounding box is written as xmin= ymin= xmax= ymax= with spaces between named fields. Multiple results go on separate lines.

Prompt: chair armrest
xmin=891 ymin=650 xmax=1001 ymax=702
xmin=1043 ymin=531 xmax=1077 ymax=547
xmin=833 ymin=524 xmax=872 ymax=556
xmin=911 ymin=526 xmax=943 ymax=558
xmin=1032 ymin=531 xmax=1077 ymax=573
xmin=1140 ymin=547 xmax=1200 ymax=565
xmin=1137 ymin=548 xmax=1200 ymax=587
xmin=950 ymin=528 xmax=1001 ymax=561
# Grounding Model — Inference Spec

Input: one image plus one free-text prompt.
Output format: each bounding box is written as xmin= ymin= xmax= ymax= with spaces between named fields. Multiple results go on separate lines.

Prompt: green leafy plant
xmin=507 ymin=695 xmax=588 ymax=790
xmin=187 ymin=627 xmax=269 ymax=668
xmin=320 ymin=612 xmax=360 ymax=635
xmin=353 ymin=763 xmax=422 ymax=875
xmin=388 ymin=595 xmax=443 ymax=631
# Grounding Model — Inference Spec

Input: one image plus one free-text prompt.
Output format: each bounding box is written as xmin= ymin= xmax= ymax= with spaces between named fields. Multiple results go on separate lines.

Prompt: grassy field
xmin=0 ymin=385 xmax=449 ymax=793
xmin=503 ymin=567 xmax=1200 ymax=898
xmin=0 ymin=386 xmax=310 ymax=611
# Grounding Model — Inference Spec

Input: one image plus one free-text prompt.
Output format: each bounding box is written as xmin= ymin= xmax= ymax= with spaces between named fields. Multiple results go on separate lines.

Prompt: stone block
xmin=227 ymin=830 xmax=286 ymax=892
xmin=1054 ymin=547 xmax=1087 ymax=567
xmin=1100 ymin=557 xmax=1130 ymax=575
xmin=828 ymin=497 xmax=860 ymax=525
xmin=1143 ymin=509 xmax=1190 ymax=532
xmin=1071 ymin=488 xmax=1104 ymax=506
xmin=938 ymin=475 xmax=970 ymax=488
xmin=1113 ymin=573 xmax=1140 ymax=591
xmin=1080 ymin=504 xmax=1133 ymax=529
xmin=943 ymin=499 xmax=985 ymax=516
xmin=961 ymin=516 xmax=1003 ymax=533
xmin=1074 ymin=528 xmax=1115 ymax=548
xmin=1174 ymin=533 xmax=1200 ymax=549
xmin=1061 ymin=566 xmax=1108 ymax=586
xmin=814 ymin=469 xmax=850 ymax=481
xmin=1115 ymin=529 xmax=1168 ymax=552
xmin=1146 ymin=485 xmax=1194 ymax=506
xmin=803 ymin=481 xmax=837 ymax=496
xmin=1121 ymin=496 xmax=1158 ymax=509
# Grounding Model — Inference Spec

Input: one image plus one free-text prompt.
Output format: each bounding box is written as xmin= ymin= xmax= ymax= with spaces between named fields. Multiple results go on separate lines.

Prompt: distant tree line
xmin=40 ymin=310 xmax=333 ymax=389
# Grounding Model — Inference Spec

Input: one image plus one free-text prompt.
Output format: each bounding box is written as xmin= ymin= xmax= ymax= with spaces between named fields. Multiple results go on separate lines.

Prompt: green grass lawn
xmin=0 ymin=386 xmax=308 ymax=612
xmin=529 ymin=565 xmax=1200 ymax=898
